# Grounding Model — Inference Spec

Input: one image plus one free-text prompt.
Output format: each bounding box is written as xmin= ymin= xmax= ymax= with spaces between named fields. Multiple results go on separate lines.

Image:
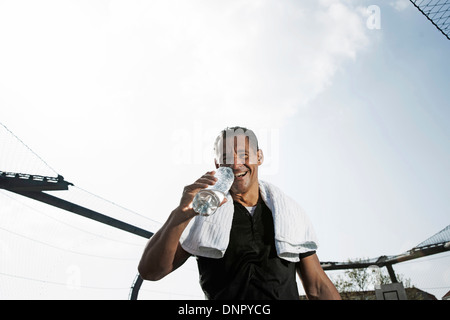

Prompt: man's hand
xmin=138 ymin=170 xmax=229 ymax=281
xmin=178 ymin=170 xmax=228 ymax=215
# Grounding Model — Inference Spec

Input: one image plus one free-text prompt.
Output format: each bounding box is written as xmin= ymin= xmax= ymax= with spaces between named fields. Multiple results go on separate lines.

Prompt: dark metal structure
xmin=0 ymin=170 xmax=152 ymax=300
xmin=321 ymin=226 xmax=450 ymax=283
xmin=0 ymin=171 xmax=153 ymax=239
xmin=2 ymin=169 xmax=448 ymax=299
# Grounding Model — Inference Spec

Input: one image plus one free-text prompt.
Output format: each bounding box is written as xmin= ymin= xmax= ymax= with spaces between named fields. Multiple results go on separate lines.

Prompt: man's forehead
xmin=218 ymin=135 xmax=257 ymax=152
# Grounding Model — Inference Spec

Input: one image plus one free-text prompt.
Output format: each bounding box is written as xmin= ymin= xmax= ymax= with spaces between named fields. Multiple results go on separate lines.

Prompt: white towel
xmin=180 ymin=180 xmax=318 ymax=262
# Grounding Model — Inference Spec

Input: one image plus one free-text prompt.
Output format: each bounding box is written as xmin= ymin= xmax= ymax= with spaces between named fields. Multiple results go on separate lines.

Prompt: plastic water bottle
xmin=192 ymin=167 xmax=234 ymax=216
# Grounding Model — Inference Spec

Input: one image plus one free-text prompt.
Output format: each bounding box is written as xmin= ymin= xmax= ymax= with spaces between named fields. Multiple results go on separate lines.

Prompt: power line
xmin=0 ymin=225 xmax=137 ymax=261
xmin=0 ymin=189 xmax=145 ymax=247
xmin=0 ymin=122 xmax=59 ymax=176
xmin=399 ymin=251 xmax=450 ymax=265
xmin=74 ymin=185 xmax=162 ymax=227
xmin=0 ymin=271 xmax=129 ymax=291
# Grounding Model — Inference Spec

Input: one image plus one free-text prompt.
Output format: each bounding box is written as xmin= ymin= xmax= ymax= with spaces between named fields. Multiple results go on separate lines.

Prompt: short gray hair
xmin=214 ymin=126 xmax=259 ymax=164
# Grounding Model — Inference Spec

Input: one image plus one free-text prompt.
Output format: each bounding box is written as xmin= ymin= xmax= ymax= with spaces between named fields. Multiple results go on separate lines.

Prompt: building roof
xmin=442 ymin=290 xmax=450 ymax=300
xmin=300 ymin=287 xmax=438 ymax=300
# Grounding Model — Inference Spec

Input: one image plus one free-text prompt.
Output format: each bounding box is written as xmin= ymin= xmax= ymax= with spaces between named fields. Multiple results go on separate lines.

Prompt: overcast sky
xmin=1 ymin=0 xmax=449 ymax=299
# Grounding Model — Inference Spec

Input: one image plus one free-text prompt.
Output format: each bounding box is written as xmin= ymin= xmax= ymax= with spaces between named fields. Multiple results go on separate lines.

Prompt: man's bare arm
xmin=138 ymin=207 xmax=193 ymax=281
xmin=296 ymin=253 xmax=341 ymax=300
xmin=138 ymin=171 xmax=222 ymax=281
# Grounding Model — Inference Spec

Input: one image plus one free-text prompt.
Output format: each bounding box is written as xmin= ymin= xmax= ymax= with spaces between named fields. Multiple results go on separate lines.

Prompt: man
xmin=138 ymin=126 xmax=340 ymax=300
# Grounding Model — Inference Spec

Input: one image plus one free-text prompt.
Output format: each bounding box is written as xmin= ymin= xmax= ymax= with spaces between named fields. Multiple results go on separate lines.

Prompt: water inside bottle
xmin=192 ymin=167 xmax=233 ymax=216
xmin=193 ymin=189 xmax=222 ymax=216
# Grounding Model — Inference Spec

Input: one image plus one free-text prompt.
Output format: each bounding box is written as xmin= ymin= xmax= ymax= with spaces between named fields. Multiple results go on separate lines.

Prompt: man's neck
xmin=231 ymin=185 xmax=260 ymax=207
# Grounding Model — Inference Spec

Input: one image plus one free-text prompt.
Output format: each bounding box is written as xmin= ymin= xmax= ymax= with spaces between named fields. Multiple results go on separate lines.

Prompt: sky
xmin=0 ymin=0 xmax=449 ymax=299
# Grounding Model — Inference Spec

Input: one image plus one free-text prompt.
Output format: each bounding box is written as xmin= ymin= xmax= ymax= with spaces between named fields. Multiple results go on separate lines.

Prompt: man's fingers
xmin=199 ymin=171 xmax=217 ymax=181
xmin=192 ymin=171 xmax=217 ymax=187
xmin=196 ymin=177 xmax=217 ymax=186
xmin=183 ymin=172 xmax=217 ymax=195
xmin=180 ymin=171 xmax=219 ymax=209
xmin=186 ymin=182 xmax=209 ymax=192
xmin=219 ymin=197 xmax=228 ymax=207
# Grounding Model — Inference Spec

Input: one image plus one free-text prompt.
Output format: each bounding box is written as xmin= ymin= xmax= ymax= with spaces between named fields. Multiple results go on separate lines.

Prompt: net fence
xmin=0 ymin=122 xmax=198 ymax=299
xmin=410 ymin=0 xmax=450 ymax=39
xmin=1 ymin=122 xmax=448 ymax=299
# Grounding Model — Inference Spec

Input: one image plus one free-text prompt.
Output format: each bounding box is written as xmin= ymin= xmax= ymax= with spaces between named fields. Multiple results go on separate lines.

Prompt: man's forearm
xmin=138 ymin=207 xmax=194 ymax=280
xmin=138 ymin=171 xmax=220 ymax=280
xmin=316 ymin=280 xmax=342 ymax=300
xmin=296 ymin=254 xmax=342 ymax=300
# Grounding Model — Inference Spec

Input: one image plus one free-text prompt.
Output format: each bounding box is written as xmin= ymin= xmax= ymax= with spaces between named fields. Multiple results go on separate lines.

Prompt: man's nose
xmin=222 ymin=155 xmax=243 ymax=168
xmin=231 ymin=161 xmax=240 ymax=170
xmin=232 ymin=155 xmax=245 ymax=168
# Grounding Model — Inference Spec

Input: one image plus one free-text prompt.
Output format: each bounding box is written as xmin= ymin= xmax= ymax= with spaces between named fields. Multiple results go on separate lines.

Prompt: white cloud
xmin=0 ymin=0 xmax=372 ymax=216
xmin=390 ymin=0 xmax=411 ymax=11
xmin=168 ymin=0 xmax=370 ymax=128
xmin=0 ymin=0 xmax=370 ymax=129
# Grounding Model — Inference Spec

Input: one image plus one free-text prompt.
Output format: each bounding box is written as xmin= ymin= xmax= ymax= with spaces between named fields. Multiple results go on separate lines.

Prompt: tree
xmin=328 ymin=258 xmax=415 ymax=300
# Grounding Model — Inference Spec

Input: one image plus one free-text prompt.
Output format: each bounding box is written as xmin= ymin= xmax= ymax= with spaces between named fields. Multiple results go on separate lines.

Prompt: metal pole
xmin=10 ymin=190 xmax=154 ymax=239
xmin=1 ymin=174 xmax=154 ymax=300
xmin=386 ymin=264 xmax=398 ymax=283
xmin=129 ymin=275 xmax=144 ymax=300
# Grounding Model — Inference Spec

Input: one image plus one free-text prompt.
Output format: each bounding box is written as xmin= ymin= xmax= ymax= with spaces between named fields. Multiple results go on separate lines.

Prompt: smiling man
xmin=214 ymin=127 xmax=261 ymax=208
xmin=138 ymin=126 xmax=340 ymax=300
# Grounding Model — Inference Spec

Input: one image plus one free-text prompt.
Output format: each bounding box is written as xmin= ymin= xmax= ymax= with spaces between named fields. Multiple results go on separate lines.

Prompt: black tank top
xmin=196 ymin=200 xmax=311 ymax=300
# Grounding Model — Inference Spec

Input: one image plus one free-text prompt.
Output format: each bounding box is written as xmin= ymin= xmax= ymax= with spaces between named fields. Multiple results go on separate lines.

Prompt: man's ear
xmin=257 ymin=149 xmax=264 ymax=165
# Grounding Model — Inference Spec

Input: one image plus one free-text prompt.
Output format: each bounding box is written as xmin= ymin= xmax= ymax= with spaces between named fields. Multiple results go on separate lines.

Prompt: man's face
xmin=215 ymin=135 xmax=262 ymax=195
